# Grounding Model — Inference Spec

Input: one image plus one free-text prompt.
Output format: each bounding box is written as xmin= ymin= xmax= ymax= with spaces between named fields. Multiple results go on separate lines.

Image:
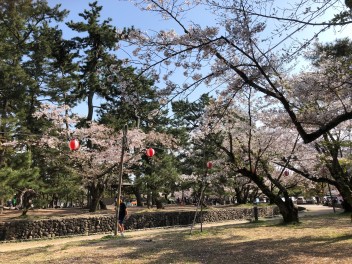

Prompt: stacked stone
xmin=0 ymin=206 xmax=278 ymax=241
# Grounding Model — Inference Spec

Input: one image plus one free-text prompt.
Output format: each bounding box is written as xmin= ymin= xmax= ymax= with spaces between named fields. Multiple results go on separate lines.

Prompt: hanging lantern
xmin=206 ymin=161 xmax=213 ymax=169
xmin=69 ymin=139 xmax=80 ymax=151
xmin=146 ymin=148 xmax=155 ymax=157
xmin=284 ymin=170 xmax=289 ymax=176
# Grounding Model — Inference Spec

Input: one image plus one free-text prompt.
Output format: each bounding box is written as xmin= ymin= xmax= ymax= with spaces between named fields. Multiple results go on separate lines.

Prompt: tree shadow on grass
xmin=75 ymin=222 xmax=352 ymax=264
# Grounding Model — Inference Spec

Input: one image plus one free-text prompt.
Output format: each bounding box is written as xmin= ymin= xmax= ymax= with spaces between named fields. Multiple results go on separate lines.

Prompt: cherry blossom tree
xmin=170 ymin=94 xmax=268 ymax=205
xmin=275 ymin=125 xmax=352 ymax=212
xmin=123 ymin=0 xmax=351 ymax=144
xmin=191 ymin=91 xmax=314 ymax=223
xmin=116 ymin=1 xmax=351 ymax=220
xmin=34 ymin=104 xmax=145 ymax=211
xmin=34 ymin=103 xmax=177 ymax=211
xmin=267 ymin=38 xmax=352 ymax=212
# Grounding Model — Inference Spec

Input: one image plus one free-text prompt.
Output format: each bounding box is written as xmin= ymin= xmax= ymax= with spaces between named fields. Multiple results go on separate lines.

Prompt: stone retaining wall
xmin=0 ymin=206 xmax=278 ymax=241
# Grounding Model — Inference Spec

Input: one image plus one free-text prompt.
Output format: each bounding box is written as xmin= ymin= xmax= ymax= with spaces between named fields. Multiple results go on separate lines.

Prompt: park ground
xmin=0 ymin=205 xmax=350 ymax=263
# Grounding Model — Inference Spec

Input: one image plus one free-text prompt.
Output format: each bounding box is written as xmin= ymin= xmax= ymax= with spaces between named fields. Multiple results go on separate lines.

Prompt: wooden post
xmin=253 ymin=203 xmax=258 ymax=221
xmin=114 ymin=124 xmax=128 ymax=236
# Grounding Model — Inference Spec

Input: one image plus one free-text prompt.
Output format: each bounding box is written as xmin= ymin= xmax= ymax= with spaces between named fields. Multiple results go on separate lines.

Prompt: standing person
xmin=118 ymin=197 xmax=127 ymax=236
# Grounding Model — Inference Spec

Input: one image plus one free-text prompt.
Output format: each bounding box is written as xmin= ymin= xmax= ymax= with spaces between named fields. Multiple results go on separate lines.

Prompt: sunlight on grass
xmin=2 ymin=214 xmax=351 ymax=264
xmin=100 ymin=234 xmax=122 ymax=240
xmin=188 ymin=230 xmax=212 ymax=236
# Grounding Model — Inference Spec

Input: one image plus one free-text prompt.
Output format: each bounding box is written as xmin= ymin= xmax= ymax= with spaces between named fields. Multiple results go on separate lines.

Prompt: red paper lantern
xmin=69 ymin=139 xmax=80 ymax=151
xmin=284 ymin=170 xmax=289 ymax=176
xmin=206 ymin=161 xmax=213 ymax=169
xmin=146 ymin=148 xmax=155 ymax=157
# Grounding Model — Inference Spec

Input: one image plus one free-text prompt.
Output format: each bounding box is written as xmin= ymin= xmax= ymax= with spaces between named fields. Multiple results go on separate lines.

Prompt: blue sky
xmin=46 ymin=1 xmax=351 ymax=118
xmin=47 ymin=0 xmax=352 ymax=53
xmin=47 ymin=0 xmax=208 ymax=115
xmin=47 ymin=0 xmax=211 ymax=118
xmin=47 ymin=0 xmax=206 ymax=36
xmin=48 ymin=0 xmax=153 ymax=28
xmin=47 ymin=1 xmax=157 ymax=117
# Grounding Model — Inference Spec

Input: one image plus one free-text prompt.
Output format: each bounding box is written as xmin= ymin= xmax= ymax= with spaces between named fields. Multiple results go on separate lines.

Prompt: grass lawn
xmin=0 ymin=213 xmax=351 ymax=264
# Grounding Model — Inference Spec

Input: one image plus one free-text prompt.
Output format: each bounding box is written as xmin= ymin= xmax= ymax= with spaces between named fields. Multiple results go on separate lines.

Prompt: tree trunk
xmin=275 ymin=198 xmax=299 ymax=223
xmin=239 ymin=168 xmax=299 ymax=224
xmin=156 ymin=199 xmax=164 ymax=209
xmin=90 ymin=194 xmax=100 ymax=212
xmin=236 ymin=195 xmax=244 ymax=204
xmin=86 ymin=188 xmax=91 ymax=209
xmin=341 ymin=200 xmax=352 ymax=212
xmin=235 ymin=188 xmax=245 ymax=204
xmin=87 ymin=91 xmax=94 ymax=122
xmin=0 ymin=198 xmax=3 ymax=214
xmin=132 ymin=185 xmax=143 ymax=206
xmin=135 ymin=192 xmax=143 ymax=207
xmin=335 ymin=182 xmax=352 ymax=213
xmin=147 ymin=191 xmax=152 ymax=208
xmin=88 ymin=183 xmax=105 ymax=212
xmin=340 ymin=194 xmax=352 ymax=212
xmin=153 ymin=192 xmax=164 ymax=209
xmin=99 ymin=200 xmax=107 ymax=210
xmin=20 ymin=189 xmax=37 ymax=216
